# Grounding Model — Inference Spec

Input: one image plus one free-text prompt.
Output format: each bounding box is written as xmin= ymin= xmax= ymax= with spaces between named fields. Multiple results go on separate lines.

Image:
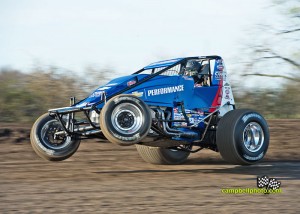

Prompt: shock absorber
xmin=69 ymin=97 xmax=76 ymax=132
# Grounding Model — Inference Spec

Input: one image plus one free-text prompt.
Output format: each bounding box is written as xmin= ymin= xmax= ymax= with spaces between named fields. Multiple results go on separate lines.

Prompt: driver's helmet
xmin=185 ymin=60 xmax=201 ymax=77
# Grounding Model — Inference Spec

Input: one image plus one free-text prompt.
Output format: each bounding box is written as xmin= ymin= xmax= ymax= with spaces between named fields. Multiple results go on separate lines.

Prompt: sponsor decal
xmin=242 ymin=113 xmax=262 ymax=123
xmin=174 ymin=113 xmax=183 ymax=120
xmin=215 ymin=59 xmax=227 ymax=80
xmin=217 ymin=64 xmax=224 ymax=71
xmin=113 ymin=132 xmax=140 ymax=141
xmin=89 ymin=91 xmax=104 ymax=98
xmin=189 ymin=117 xmax=195 ymax=124
xmin=214 ymin=71 xmax=223 ymax=80
xmin=147 ymin=85 xmax=184 ymax=96
xmin=131 ymin=91 xmax=144 ymax=97
xmin=243 ymin=152 xmax=264 ymax=161
xmin=183 ymin=75 xmax=194 ymax=80
xmin=216 ymin=59 xmax=223 ymax=64
xmin=197 ymin=110 xmax=204 ymax=116
xmin=224 ymin=87 xmax=231 ymax=100
xmin=185 ymin=109 xmax=191 ymax=114
xmin=127 ymin=80 xmax=136 ymax=86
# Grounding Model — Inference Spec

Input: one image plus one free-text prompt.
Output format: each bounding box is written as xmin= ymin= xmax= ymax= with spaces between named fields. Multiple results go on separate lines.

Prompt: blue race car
xmin=30 ymin=56 xmax=269 ymax=165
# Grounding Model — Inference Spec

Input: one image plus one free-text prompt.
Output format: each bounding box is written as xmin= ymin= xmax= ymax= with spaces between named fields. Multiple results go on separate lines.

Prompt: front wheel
xmin=100 ymin=95 xmax=152 ymax=146
xmin=216 ymin=109 xmax=269 ymax=165
xmin=136 ymin=144 xmax=190 ymax=164
xmin=30 ymin=113 xmax=81 ymax=161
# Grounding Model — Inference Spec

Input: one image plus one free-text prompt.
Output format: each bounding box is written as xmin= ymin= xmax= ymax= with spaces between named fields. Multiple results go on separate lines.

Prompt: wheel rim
xmin=111 ymin=103 xmax=143 ymax=135
xmin=243 ymin=122 xmax=264 ymax=153
xmin=41 ymin=120 xmax=72 ymax=150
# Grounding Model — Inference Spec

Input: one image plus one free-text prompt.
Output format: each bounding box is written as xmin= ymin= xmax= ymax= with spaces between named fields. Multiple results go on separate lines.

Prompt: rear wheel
xmin=30 ymin=113 xmax=81 ymax=161
xmin=136 ymin=144 xmax=190 ymax=164
xmin=100 ymin=95 xmax=152 ymax=146
xmin=216 ymin=109 xmax=269 ymax=165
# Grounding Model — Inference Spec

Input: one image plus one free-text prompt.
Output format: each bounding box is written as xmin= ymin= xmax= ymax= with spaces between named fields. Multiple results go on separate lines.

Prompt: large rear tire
xmin=30 ymin=113 xmax=81 ymax=161
xmin=136 ymin=144 xmax=190 ymax=165
xmin=216 ymin=109 xmax=269 ymax=165
xmin=100 ymin=95 xmax=152 ymax=146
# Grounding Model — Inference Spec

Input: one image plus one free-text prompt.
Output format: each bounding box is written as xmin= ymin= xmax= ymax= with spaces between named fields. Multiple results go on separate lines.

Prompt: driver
xmin=185 ymin=60 xmax=205 ymax=86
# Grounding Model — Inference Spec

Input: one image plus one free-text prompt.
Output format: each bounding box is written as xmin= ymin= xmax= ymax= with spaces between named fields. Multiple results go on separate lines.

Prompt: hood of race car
xmin=74 ymin=74 xmax=146 ymax=108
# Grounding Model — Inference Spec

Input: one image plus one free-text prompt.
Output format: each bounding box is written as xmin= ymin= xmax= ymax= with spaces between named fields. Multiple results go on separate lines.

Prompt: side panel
xmin=126 ymin=74 xmax=220 ymax=111
xmin=175 ymin=76 xmax=219 ymax=111
xmin=126 ymin=75 xmax=181 ymax=107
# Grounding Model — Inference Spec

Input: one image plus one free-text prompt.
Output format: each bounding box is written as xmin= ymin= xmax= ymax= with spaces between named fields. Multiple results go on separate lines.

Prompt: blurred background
xmin=0 ymin=0 xmax=300 ymax=123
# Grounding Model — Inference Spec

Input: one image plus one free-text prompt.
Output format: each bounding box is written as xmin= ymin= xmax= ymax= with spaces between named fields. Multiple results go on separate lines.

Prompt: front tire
xmin=136 ymin=144 xmax=190 ymax=164
xmin=216 ymin=109 xmax=269 ymax=165
xmin=30 ymin=113 xmax=81 ymax=161
xmin=100 ymin=95 xmax=152 ymax=146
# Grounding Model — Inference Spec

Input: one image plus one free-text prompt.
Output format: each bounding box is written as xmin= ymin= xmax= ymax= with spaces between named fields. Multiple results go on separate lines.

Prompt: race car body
xmin=30 ymin=56 xmax=269 ymax=165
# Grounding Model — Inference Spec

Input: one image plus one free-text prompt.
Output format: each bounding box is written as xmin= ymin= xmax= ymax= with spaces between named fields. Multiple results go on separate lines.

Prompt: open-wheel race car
xmin=30 ymin=56 xmax=269 ymax=165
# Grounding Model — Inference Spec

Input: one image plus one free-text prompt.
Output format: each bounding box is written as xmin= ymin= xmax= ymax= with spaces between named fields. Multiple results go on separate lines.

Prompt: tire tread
xmin=136 ymin=144 xmax=189 ymax=165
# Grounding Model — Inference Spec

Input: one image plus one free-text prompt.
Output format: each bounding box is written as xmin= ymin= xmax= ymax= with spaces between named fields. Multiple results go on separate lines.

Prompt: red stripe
xmin=210 ymin=80 xmax=223 ymax=112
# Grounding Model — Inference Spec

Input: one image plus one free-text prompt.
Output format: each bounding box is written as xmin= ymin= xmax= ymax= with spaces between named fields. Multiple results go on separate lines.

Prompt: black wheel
xmin=30 ymin=113 xmax=81 ymax=161
xmin=216 ymin=109 xmax=269 ymax=165
xmin=135 ymin=144 xmax=190 ymax=164
xmin=100 ymin=95 xmax=152 ymax=146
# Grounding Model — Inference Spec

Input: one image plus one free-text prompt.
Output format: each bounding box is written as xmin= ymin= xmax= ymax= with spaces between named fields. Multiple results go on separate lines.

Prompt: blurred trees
xmin=0 ymin=66 xmax=116 ymax=123
xmin=234 ymin=81 xmax=300 ymax=118
xmin=243 ymin=0 xmax=300 ymax=81
xmin=0 ymin=68 xmax=77 ymax=122
xmin=232 ymin=0 xmax=300 ymax=118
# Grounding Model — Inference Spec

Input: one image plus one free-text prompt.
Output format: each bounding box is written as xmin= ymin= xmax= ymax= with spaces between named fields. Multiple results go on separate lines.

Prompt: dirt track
xmin=0 ymin=120 xmax=299 ymax=213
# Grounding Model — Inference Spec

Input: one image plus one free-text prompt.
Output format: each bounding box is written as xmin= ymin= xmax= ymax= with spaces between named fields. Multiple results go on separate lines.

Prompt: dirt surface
xmin=0 ymin=120 xmax=299 ymax=213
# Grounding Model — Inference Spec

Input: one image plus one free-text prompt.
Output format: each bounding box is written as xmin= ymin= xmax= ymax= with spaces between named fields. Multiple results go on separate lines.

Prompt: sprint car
xmin=30 ymin=56 xmax=269 ymax=165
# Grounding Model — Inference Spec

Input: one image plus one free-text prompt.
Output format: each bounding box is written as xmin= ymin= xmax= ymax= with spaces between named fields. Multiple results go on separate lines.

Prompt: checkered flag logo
xmin=257 ymin=175 xmax=269 ymax=188
xmin=267 ymin=178 xmax=281 ymax=190
xmin=257 ymin=175 xmax=281 ymax=190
